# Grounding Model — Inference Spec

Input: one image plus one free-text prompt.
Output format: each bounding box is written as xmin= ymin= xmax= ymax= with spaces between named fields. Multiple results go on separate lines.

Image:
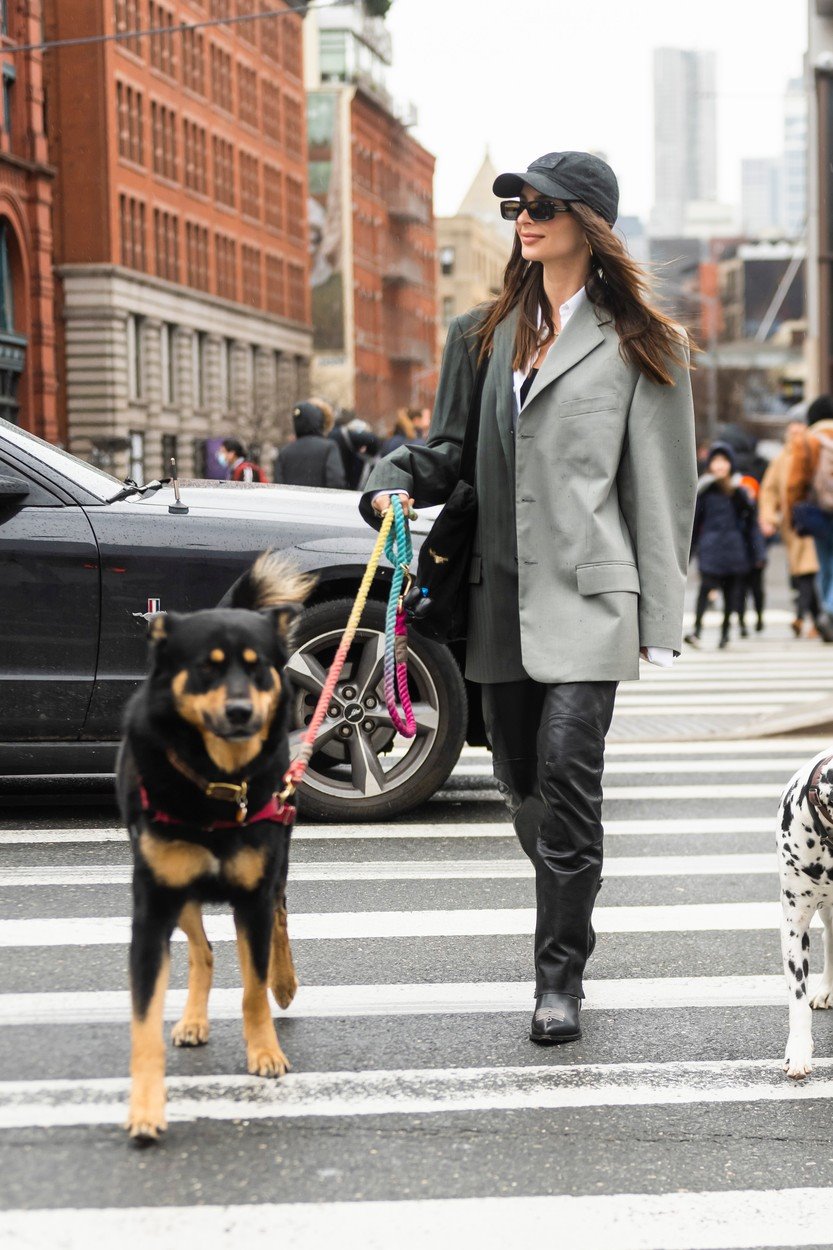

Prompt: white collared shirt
xmin=512 ymin=287 xmax=587 ymax=414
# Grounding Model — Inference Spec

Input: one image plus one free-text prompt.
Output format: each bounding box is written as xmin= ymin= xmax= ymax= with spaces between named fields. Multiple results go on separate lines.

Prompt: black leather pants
xmin=481 ymin=679 xmax=617 ymax=998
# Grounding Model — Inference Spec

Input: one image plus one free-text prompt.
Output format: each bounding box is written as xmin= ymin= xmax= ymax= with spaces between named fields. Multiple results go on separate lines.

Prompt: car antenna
xmin=168 ymin=457 xmax=189 ymax=515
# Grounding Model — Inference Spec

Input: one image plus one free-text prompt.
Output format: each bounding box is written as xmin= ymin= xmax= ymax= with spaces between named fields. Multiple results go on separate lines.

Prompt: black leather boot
xmin=529 ymin=992 xmax=581 ymax=1045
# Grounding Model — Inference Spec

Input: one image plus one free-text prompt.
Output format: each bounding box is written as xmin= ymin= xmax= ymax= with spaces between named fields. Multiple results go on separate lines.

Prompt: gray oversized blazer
xmin=361 ymin=296 xmax=697 ymax=685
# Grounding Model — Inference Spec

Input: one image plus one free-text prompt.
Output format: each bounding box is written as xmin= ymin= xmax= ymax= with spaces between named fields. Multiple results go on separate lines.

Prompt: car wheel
xmin=286 ymin=597 xmax=468 ymax=821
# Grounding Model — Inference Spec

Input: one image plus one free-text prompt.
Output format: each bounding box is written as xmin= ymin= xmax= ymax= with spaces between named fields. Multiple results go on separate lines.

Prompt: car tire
xmin=287 ymin=596 xmax=468 ymax=822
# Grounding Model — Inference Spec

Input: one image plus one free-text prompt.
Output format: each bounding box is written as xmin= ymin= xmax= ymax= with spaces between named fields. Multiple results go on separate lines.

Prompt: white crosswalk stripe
xmin=2 ymin=640 xmax=833 ymax=1239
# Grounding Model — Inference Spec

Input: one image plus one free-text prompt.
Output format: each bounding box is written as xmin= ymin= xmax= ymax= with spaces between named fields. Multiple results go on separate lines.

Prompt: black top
xmin=519 ymin=367 xmax=538 ymax=408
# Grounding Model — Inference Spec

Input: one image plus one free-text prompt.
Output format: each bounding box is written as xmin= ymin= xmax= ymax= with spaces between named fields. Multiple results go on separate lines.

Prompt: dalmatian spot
xmin=803 ymin=863 xmax=825 ymax=881
xmin=808 ymin=839 xmax=816 ymax=848
xmin=802 ymin=932 xmax=811 ymax=951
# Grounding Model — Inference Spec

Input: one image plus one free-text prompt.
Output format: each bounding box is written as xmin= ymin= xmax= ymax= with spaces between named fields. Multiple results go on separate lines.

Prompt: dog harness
xmin=806 ymin=752 xmax=833 ymax=851
xmin=139 ymin=749 xmax=296 ymax=830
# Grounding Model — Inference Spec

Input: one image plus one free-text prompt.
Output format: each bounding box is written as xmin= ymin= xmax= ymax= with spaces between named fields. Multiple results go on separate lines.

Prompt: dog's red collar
xmin=139 ymin=785 xmax=295 ymax=830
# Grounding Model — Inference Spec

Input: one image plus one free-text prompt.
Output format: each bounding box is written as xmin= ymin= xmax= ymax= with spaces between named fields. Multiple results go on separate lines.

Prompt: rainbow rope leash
xmin=280 ymin=496 xmax=415 ymax=799
xmin=383 ymin=494 xmax=416 ymax=738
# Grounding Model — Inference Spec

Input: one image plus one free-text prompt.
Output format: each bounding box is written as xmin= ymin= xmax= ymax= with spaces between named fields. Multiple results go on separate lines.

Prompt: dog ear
xmin=261 ymin=602 xmax=303 ymax=642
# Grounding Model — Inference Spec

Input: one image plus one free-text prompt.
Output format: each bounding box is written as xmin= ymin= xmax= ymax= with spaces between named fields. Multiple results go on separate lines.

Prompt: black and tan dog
xmin=117 ymin=551 xmax=313 ymax=1142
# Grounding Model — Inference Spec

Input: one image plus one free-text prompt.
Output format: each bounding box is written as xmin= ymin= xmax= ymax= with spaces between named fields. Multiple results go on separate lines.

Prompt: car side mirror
xmin=0 ymin=472 xmax=30 ymax=502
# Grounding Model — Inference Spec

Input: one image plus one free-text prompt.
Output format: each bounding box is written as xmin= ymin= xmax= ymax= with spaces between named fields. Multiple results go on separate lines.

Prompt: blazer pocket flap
xmin=468 ymin=554 xmax=482 ymax=584
xmin=576 ymin=561 xmax=640 ymax=595
xmin=559 ymin=393 xmax=618 ymax=416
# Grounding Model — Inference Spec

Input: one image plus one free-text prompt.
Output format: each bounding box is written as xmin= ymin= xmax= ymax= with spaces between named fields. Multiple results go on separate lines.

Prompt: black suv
xmin=0 ymin=419 xmax=469 ymax=819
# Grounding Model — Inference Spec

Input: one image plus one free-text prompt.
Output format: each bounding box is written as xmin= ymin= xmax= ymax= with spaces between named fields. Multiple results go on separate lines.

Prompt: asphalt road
xmin=3 ymin=622 xmax=833 ymax=1249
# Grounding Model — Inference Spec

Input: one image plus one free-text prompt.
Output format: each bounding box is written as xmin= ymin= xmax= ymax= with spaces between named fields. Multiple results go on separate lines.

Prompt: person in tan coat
xmin=785 ymin=395 xmax=833 ymax=641
xmin=760 ymin=420 xmax=820 ymax=638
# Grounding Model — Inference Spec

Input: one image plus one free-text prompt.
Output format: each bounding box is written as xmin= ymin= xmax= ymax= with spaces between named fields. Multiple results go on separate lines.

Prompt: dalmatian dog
xmin=778 ymin=748 xmax=833 ymax=1079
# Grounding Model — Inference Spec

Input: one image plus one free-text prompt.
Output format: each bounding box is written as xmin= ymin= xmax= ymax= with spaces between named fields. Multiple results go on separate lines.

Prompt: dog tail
xmin=229 ymin=550 xmax=316 ymax=612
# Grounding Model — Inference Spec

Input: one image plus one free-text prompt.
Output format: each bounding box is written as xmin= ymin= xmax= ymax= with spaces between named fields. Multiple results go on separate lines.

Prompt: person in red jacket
xmin=218 ymin=438 xmax=267 ymax=483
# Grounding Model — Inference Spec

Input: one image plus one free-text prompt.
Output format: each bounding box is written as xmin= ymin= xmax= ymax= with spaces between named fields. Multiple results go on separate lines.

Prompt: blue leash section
xmin=383 ymin=495 xmax=416 ymax=737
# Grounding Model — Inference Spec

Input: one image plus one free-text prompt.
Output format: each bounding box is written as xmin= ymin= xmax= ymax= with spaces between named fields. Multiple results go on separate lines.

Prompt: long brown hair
xmin=477 ymin=201 xmax=691 ymax=386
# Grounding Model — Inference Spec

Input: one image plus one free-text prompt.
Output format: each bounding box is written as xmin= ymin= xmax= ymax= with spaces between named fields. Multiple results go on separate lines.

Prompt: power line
xmin=6 ymin=0 xmax=351 ymax=56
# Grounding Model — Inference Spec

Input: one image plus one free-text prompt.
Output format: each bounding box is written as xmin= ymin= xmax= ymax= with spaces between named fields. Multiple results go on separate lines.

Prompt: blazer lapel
xmin=523 ymin=297 xmax=606 ymax=409
xmin=490 ymin=307 xmax=518 ymax=475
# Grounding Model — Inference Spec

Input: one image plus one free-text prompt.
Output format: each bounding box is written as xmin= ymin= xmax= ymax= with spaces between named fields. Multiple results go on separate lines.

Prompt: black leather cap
xmin=493 ymin=151 xmax=619 ymax=226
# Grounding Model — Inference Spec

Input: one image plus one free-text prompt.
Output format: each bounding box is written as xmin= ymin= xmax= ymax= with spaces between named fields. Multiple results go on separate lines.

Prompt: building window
xmin=440 ymin=246 xmax=455 ymax=276
xmin=263 ymin=165 xmax=284 ymax=232
xmin=193 ymin=331 xmax=207 ymax=409
xmin=129 ymin=430 xmax=145 ymax=484
xmin=242 ymin=244 xmax=262 ymax=307
xmin=0 ymin=1 xmax=7 ymax=36
xmin=262 ymin=81 xmax=281 ymax=144
xmin=212 ymin=136 xmax=235 ymax=208
xmin=181 ymin=27 xmax=206 ymax=96
xmin=266 ymin=253 xmax=285 ymax=316
xmin=161 ymin=432 xmax=178 ymax=474
xmin=282 ymin=13 xmax=302 ymax=76
xmin=260 ymin=4 xmax=280 ymax=63
xmin=127 ymin=314 xmax=144 ymax=401
xmin=114 ymin=0 xmax=142 ymax=57
xmin=442 ymin=295 xmax=455 ymax=326
xmin=148 ymin=2 xmax=176 ymax=78
xmin=2 ymin=63 xmax=15 ymax=142
xmin=151 ymin=99 xmax=177 ymax=180
xmin=185 ymin=221 xmax=209 ymax=290
xmin=154 ymin=208 xmax=179 ymax=282
xmin=119 ymin=194 xmax=147 ymax=271
xmin=240 ymin=151 xmax=261 ymax=220
xmin=160 ymin=321 xmax=176 ymax=406
xmin=183 ymin=118 xmax=208 ymax=195
xmin=238 ymin=63 xmax=258 ymax=129
xmin=116 ymin=80 xmax=144 ymax=165
xmin=283 ymin=94 xmax=302 ymax=161
xmin=219 ymin=336 xmax=231 ymax=409
xmin=287 ymin=262 xmax=305 ymax=322
xmin=0 ymin=220 xmax=15 ymax=333
xmin=210 ymin=43 xmax=232 ymax=112
xmin=215 ymin=231 xmax=237 ymax=300
xmin=237 ymin=0 xmax=257 ymax=48
xmin=285 ymin=175 xmax=303 ymax=244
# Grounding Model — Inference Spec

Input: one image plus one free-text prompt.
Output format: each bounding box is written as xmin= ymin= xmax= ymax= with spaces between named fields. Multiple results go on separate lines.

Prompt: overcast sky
xmin=384 ymin=0 xmax=808 ymax=221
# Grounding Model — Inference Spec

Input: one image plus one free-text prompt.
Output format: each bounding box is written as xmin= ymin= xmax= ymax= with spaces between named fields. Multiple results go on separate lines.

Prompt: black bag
xmin=406 ymin=350 xmax=489 ymax=643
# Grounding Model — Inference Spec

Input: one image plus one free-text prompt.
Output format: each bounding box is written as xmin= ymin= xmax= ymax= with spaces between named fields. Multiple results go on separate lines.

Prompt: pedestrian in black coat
xmin=686 ymin=441 xmax=760 ymax=648
xmin=273 ymin=401 xmax=347 ymax=489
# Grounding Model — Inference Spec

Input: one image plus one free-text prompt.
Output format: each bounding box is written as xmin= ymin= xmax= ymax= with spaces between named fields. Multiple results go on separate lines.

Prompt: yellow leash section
xmin=281 ymin=506 xmax=396 ymax=798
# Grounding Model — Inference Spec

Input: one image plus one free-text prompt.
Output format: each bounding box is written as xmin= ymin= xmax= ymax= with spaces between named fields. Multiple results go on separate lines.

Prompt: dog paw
xmin=125 ymin=1105 xmax=167 ymax=1143
xmin=783 ymin=1038 xmax=814 ymax=1079
xmin=271 ymin=972 xmax=298 ymax=1011
xmin=810 ymin=985 xmax=833 ymax=1010
xmin=171 ymin=1017 xmax=210 ymax=1046
xmin=247 ymin=1044 xmax=291 ymax=1078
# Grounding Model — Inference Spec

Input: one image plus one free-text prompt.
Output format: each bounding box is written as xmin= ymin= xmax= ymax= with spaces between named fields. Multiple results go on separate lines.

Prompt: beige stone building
xmin=436 ymin=153 xmax=512 ymax=348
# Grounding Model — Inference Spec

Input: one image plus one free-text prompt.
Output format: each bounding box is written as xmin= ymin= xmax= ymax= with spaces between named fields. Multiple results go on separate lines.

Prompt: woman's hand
xmin=372 ymin=492 xmax=414 ymax=516
xmin=759 ymin=519 xmax=777 ymax=539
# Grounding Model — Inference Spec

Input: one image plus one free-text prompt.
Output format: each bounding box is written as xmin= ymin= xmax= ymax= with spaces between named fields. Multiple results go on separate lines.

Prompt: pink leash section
xmin=384 ymin=604 xmax=416 ymax=737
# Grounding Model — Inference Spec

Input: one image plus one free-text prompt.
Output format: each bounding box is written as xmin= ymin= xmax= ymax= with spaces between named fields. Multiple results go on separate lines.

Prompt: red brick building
xmin=43 ymin=0 xmax=312 ymax=478
xmin=306 ymin=4 xmax=437 ymax=425
xmin=0 ymin=0 xmax=57 ymax=439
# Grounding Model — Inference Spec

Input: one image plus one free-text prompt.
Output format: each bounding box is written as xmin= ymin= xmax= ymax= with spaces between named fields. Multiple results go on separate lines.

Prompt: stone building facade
xmin=44 ymin=0 xmax=312 ymax=479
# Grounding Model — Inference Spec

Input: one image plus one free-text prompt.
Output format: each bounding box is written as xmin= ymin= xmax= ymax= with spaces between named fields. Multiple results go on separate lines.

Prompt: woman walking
xmin=360 ymin=151 xmax=696 ymax=1045
xmin=685 ymin=442 xmax=763 ymax=649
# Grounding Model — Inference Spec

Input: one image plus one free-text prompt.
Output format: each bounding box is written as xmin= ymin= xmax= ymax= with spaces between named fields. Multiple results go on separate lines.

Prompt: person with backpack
xmin=685 ymin=441 xmax=761 ymax=649
xmin=759 ymin=421 xmax=821 ymax=639
xmin=786 ymin=395 xmax=833 ymax=642
xmin=273 ymin=401 xmax=346 ymax=489
xmin=218 ymin=437 xmax=268 ymax=483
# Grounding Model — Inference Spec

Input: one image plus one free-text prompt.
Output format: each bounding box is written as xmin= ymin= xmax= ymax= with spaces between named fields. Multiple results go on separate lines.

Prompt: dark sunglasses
xmin=500 ymin=198 xmax=572 ymax=222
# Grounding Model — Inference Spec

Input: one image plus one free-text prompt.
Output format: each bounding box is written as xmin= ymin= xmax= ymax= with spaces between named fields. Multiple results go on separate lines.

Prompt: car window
xmin=0 ymin=456 xmax=62 ymax=507
xmin=0 ymin=418 xmax=120 ymax=501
